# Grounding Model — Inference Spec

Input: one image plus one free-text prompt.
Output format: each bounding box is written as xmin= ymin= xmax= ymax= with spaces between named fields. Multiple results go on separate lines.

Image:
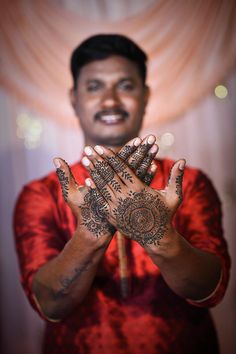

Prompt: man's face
xmin=70 ymin=55 xmax=149 ymax=148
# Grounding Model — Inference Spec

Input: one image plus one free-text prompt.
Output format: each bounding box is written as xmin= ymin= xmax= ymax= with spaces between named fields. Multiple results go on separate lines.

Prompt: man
xmin=14 ymin=34 xmax=230 ymax=354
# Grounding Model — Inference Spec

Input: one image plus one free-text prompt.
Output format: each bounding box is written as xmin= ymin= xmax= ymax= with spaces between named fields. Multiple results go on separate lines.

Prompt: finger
xmin=84 ymin=147 xmax=124 ymax=194
xmin=127 ymin=135 xmax=156 ymax=170
xmin=53 ymin=157 xmax=84 ymax=205
xmin=84 ymin=178 xmax=110 ymax=218
xmin=82 ymin=154 xmax=119 ymax=203
xmin=142 ymin=162 xmax=158 ymax=186
xmin=80 ymin=180 xmax=113 ymax=233
xmin=167 ymin=159 xmax=186 ymax=203
xmin=92 ymin=145 xmax=142 ymax=189
xmin=117 ymin=137 xmax=142 ymax=160
xmin=136 ymin=144 xmax=158 ymax=180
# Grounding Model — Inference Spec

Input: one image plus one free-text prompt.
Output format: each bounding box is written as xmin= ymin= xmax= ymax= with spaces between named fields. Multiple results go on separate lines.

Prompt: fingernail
xmin=147 ymin=135 xmax=155 ymax=144
xmin=82 ymin=157 xmax=90 ymax=167
xmin=53 ymin=158 xmax=61 ymax=168
xmin=94 ymin=145 xmax=104 ymax=155
xmin=149 ymin=144 xmax=158 ymax=154
xmin=179 ymin=160 xmax=186 ymax=171
xmin=150 ymin=163 xmax=157 ymax=172
xmin=133 ymin=137 xmax=141 ymax=147
xmin=85 ymin=178 xmax=92 ymax=187
xmin=84 ymin=146 xmax=93 ymax=156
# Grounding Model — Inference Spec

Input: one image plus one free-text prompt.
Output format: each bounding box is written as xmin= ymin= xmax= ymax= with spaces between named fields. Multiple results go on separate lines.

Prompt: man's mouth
xmin=94 ymin=109 xmax=128 ymax=125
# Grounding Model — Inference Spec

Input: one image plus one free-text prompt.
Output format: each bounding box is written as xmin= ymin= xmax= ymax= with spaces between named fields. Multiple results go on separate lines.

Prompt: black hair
xmin=70 ymin=34 xmax=148 ymax=88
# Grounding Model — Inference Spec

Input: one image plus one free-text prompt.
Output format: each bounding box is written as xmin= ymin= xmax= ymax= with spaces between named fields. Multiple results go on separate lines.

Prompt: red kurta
xmin=14 ymin=159 xmax=230 ymax=354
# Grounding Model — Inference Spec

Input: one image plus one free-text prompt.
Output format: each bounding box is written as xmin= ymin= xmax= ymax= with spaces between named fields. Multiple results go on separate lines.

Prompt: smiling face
xmin=70 ymin=55 xmax=149 ymax=149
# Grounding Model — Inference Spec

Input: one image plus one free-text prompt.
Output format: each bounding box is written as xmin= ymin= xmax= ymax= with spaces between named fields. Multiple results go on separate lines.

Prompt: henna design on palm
xmin=113 ymin=189 xmax=170 ymax=246
xmin=80 ymin=188 xmax=114 ymax=237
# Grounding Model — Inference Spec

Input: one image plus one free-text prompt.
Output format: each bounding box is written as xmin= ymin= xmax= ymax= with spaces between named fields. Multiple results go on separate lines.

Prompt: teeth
xmin=100 ymin=114 xmax=123 ymax=123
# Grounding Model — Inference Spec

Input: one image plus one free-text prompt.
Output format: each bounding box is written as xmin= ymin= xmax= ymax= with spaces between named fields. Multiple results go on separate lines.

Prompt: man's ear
xmin=69 ymin=88 xmax=76 ymax=110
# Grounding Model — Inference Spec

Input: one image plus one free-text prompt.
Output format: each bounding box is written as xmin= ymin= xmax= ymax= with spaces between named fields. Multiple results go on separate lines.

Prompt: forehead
xmin=78 ymin=55 xmax=141 ymax=82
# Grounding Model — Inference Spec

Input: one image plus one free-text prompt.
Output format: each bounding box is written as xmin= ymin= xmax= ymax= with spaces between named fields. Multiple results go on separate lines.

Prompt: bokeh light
xmin=16 ymin=113 xmax=43 ymax=149
xmin=214 ymin=85 xmax=228 ymax=99
xmin=160 ymin=132 xmax=175 ymax=147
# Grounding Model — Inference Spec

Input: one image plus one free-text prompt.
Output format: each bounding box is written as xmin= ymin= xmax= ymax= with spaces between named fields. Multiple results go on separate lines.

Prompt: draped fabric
xmin=0 ymin=0 xmax=236 ymax=128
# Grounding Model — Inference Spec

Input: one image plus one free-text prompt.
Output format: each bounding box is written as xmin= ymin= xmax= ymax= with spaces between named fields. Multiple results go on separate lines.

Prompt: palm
xmin=80 ymin=144 xmax=185 ymax=247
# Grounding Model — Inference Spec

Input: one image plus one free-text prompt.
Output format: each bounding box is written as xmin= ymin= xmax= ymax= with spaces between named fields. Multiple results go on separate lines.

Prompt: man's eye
xmin=87 ymin=82 xmax=102 ymax=92
xmin=119 ymin=82 xmax=134 ymax=91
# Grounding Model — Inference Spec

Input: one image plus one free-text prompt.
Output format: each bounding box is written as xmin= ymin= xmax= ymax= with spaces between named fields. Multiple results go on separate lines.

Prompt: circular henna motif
xmin=129 ymin=207 xmax=155 ymax=233
xmin=115 ymin=190 xmax=169 ymax=245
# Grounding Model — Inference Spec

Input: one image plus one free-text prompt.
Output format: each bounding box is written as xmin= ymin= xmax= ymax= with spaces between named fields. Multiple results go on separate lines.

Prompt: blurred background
xmin=0 ymin=0 xmax=236 ymax=353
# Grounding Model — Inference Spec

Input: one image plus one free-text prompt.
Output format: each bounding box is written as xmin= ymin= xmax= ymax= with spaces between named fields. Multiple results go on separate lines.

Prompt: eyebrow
xmin=85 ymin=77 xmax=136 ymax=84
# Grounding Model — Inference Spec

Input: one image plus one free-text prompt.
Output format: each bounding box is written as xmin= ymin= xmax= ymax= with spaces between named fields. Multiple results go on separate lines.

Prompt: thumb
xmin=53 ymin=158 xmax=85 ymax=206
xmin=167 ymin=159 xmax=186 ymax=203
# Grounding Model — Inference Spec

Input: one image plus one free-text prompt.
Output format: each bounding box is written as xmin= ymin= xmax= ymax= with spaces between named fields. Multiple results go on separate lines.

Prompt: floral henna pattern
xmin=56 ymin=168 xmax=69 ymax=201
xmin=114 ymin=189 xmax=170 ymax=246
xmin=106 ymin=156 xmax=133 ymax=183
xmin=93 ymin=160 xmax=122 ymax=193
xmin=80 ymin=189 xmax=114 ymax=237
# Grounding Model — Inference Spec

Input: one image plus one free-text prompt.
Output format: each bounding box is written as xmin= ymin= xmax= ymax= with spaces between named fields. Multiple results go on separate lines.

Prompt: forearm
xmin=145 ymin=228 xmax=222 ymax=300
xmin=32 ymin=226 xmax=112 ymax=320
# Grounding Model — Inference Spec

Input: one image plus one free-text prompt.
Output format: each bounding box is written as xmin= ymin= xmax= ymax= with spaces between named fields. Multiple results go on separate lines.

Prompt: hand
xmin=82 ymin=144 xmax=186 ymax=247
xmin=53 ymin=135 xmax=158 ymax=240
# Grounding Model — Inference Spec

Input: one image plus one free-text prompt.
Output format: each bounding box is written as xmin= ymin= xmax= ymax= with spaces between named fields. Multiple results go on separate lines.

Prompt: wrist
xmin=144 ymin=225 xmax=184 ymax=260
xmin=74 ymin=224 xmax=113 ymax=252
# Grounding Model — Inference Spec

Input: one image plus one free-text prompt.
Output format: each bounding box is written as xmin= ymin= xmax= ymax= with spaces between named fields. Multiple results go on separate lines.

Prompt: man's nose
xmin=101 ymin=88 xmax=121 ymax=108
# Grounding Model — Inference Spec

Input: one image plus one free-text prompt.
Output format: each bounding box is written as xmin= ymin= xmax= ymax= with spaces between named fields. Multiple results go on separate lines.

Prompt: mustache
xmin=94 ymin=108 xmax=129 ymax=121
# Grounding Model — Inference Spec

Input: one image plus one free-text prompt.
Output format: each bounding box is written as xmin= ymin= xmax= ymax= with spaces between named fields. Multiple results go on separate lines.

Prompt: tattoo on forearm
xmin=114 ymin=189 xmax=170 ymax=246
xmin=56 ymin=168 xmax=69 ymax=201
xmin=55 ymin=261 xmax=92 ymax=298
xmin=80 ymin=188 xmax=114 ymax=237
